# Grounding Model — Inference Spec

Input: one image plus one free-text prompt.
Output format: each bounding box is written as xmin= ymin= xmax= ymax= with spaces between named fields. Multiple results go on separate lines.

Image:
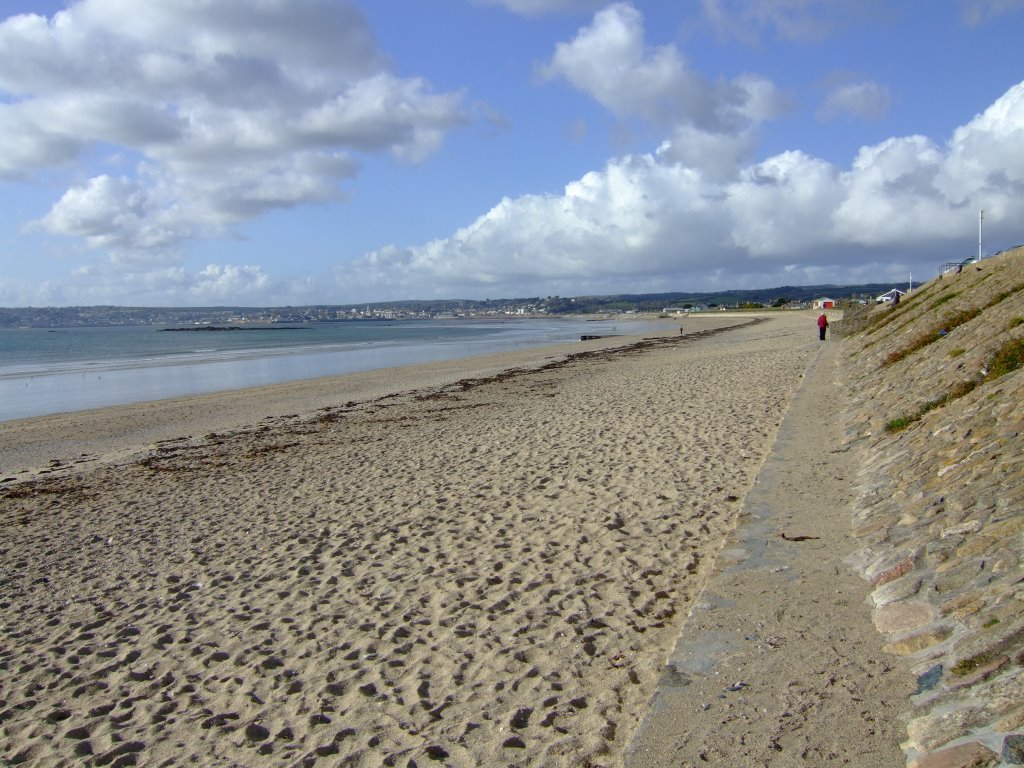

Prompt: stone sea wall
xmin=837 ymin=247 xmax=1024 ymax=767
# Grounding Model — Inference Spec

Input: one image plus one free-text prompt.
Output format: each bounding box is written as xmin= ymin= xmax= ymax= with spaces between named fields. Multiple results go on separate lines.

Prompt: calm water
xmin=0 ymin=319 xmax=667 ymax=422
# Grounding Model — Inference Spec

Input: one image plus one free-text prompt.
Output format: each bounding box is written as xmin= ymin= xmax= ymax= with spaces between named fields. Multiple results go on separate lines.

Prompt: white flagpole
xmin=979 ymin=209 xmax=984 ymax=259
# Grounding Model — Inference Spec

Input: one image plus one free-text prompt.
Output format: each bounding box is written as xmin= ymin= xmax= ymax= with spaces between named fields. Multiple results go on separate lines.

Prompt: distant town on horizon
xmin=1 ymin=281 xmax=916 ymax=328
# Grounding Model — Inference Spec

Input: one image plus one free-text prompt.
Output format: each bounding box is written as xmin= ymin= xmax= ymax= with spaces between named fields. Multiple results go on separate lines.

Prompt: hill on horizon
xmin=0 ymin=281 xmax=917 ymax=328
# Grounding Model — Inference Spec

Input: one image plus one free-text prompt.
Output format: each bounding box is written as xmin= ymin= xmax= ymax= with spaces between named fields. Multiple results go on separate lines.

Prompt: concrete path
xmin=624 ymin=340 xmax=914 ymax=766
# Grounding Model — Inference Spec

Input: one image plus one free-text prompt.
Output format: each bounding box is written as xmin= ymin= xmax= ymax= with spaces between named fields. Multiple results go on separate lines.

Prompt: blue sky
xmin=1 ymin=0 xmax=1023 ymax=307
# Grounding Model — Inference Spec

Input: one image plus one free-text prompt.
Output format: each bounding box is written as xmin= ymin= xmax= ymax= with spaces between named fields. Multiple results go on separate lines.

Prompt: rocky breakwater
xmin=838 ymin=246 xmax=1024 ymax=767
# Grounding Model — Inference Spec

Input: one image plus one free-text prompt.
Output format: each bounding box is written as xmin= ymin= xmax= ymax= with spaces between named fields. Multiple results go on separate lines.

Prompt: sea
xmin=0 ymin=318 xmax=671 ymax=422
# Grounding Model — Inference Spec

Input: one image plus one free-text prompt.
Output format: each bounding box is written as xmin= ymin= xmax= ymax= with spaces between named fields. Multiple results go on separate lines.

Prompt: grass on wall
xmin=882 ymin=307 xmax=983 ymax=367
xmin=881 ymin=282 xmax=1024 ymax=369
xmin=884 ymin=337 xmax=1024 ymax=433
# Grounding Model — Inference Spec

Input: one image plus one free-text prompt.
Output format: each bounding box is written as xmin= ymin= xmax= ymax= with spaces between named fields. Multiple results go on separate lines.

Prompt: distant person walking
xmin=817 ymin=312 xmax=828 ymax=341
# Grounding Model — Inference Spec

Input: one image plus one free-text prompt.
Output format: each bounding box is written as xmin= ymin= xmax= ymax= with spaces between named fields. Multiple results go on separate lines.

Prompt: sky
xmin=1 ymin=0 xmax=1023 ymax=307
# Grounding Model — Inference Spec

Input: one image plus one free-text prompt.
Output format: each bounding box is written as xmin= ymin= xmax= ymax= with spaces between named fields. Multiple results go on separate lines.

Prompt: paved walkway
xmin=624 ymin=340 xmax=913 ymax=766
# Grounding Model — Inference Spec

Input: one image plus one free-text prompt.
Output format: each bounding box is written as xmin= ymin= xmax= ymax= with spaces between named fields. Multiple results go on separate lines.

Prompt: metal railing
xmin=940 ymin=256 xmax=979 ymax=274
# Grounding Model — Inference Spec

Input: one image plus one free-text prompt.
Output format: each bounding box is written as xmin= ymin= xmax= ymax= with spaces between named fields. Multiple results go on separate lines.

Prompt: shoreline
xmin=2 ymin=312 xmax=823 ymax=767
xmin=0 ymin=316 xmax=675 ymax=426
xmin=0 ymin=315 xmax=752 ymax=482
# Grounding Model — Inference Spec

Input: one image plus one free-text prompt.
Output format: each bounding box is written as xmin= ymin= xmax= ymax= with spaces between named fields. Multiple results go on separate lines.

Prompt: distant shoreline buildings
xmin=0 ymin=281 xmax=916 ymax=328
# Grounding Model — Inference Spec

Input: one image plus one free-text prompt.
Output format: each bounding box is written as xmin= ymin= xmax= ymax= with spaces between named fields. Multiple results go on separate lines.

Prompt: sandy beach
xmin=2 ymin=313 xmax=820 ymax=767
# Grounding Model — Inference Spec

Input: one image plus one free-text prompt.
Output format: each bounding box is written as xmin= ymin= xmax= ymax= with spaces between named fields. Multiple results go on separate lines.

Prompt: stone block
xmin=957 ymin=537 xmax=999 ymax=559
xmin=872 ymin=572 xmax=924 ymax=607
xmin=884 ymin=626 xmax=954 ymax=656
xmin=927 ymin=537 xmax=961 ymax=556
xmin=950 ymin=623 xmax=1024 ymax=674
xmin=905 ymin=704 xmax=991 ymax=753
xmin=843 ymin=545 xmax=877 ymax=574
xmin=844 ymin=254 xmax=1024 ymax=764
xmin=852 ymin=518 xmax=894 ymax=539
xmin=942 ymin=519 xmax=984 ymax=538
xmin=986 ymin=516 xmax=1024 ymax=538
xmin=988 ymin=550 xmax=1019 ymax=575
xmin=974 ymin=668 xmax=1024 ymax=715
xmin=908 ymin=740 xmax=998 ymax=768
xmin=934 ymin=564 xmax=986 ymax=593
xmin=996 ymin=706 xmax=1024 ymax=732
xmin=940 ymin=594 xmax=985 ymax=620
xmin=873 ymin=601 xmax=937 ymax=634
xmin=915 ymin=664 xmax=944 ymax=695
xmin=868 ymin=548 xmax=920 ymax=587
xmin=946 ymin=655 xmax=1009 ymax=690
xmin=1004 ymin=734 xmax=1024 ymax=764
xmin=935 ymin=557 xmax=965 ymax=575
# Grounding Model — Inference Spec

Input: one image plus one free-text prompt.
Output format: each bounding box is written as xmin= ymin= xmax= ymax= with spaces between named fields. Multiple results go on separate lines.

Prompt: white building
xmin=875 ymin=289 xmax=906 ymax=304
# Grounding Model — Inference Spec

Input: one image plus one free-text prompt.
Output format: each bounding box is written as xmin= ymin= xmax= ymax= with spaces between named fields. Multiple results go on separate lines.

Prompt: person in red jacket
xmin=817 ymin=312 xmax=828 ymax=341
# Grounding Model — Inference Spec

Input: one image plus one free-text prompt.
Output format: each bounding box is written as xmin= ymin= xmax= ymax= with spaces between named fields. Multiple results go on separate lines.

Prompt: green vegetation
xmin=876 ymin=276 xmax=1024 ymax=373
xmin=948 ymin=348 xmax=966 ymax=358
xmin=884 ymin=338 xmax=1024 ymax=433
xmin=983 ymin=618 xmax=1001 ymax=629
xmin=885 ymin=417 xmax=913 ymax=433
xmin=883 ymin=307 xmax=983 ymax=367
xmin=883 ymin=282 xmax=1024 ymax=365
xmin=861 ymin=308 xmax=898 ymax=336
xmin=991 ymin=283 xmax=1024 ymax=305
xmin=949 ymin=379 xmax=981 ymax=398
xmin=861 ymin=282 xmax=934 ymax=337
xmin=929 ymin=291 xmax=960 ymax=310
xmin=901 ymin=281 xmax=934 ymax=305
xmin=884 ymin=380 xmax=980 ymax=433
xmin=951 ymin=650 xmax=998 ymax=676
xmin=986 ymin=337 xmax=1024 ymax=378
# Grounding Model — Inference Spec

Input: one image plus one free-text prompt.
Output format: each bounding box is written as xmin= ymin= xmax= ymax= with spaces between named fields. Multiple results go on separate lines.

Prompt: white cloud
xmin=655 ymin=75 xmax=791 ymax=180
xmin=34 ymin=175 xmax=176 ymax=251
xmin=832 ymin=136 xmax=951 ymax=245
xmin=656 ymin=126 xmax=757 ymax=182
xmin=473 ymin=0 xmax=606 ymax=15
xmin=40 ymin=79 xmax=1018 ymax=306
xmin=336 ymin=152 xmax=734 ymax=299
xmin=300 ymin=74 xmax=466 ymax=162
xmin=938 ymin=83 xmax=1024 ymax=207
xmin=0 ymin=277 xmax=64 ymax=307
xmin=338 ymin=154 xmax=728 ymax=298
xmin=0 ymin=0 xmax=467 ymax=257
xmin=192 ymin=264 xmax=272 ymax=300
xmin=0 ymin=105 xmax=84 ymax=178
xmin=699 ymin=0 xmax=871 ymax=44
xmin=818 ymin=80 xmax=892 ymax=121
xmin=726 ymin=150 xmax=842 ymax=254
xmin=539 ymin=4 xmax=790 ymax=179
xmin=43 ymin=261 xmax=307 ymax=307
xmin=733 ymin=74 xmax=793 ymax=124
xmin=960 ymin=0 xmax=1024 ymax=25
xmin=335 ymin=80 xmax=1024 ymax=299
xmin=4 ymin=1 xmax=1022 ymax=309
xmin=540 ymin=4 xmax=710 ymax=126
